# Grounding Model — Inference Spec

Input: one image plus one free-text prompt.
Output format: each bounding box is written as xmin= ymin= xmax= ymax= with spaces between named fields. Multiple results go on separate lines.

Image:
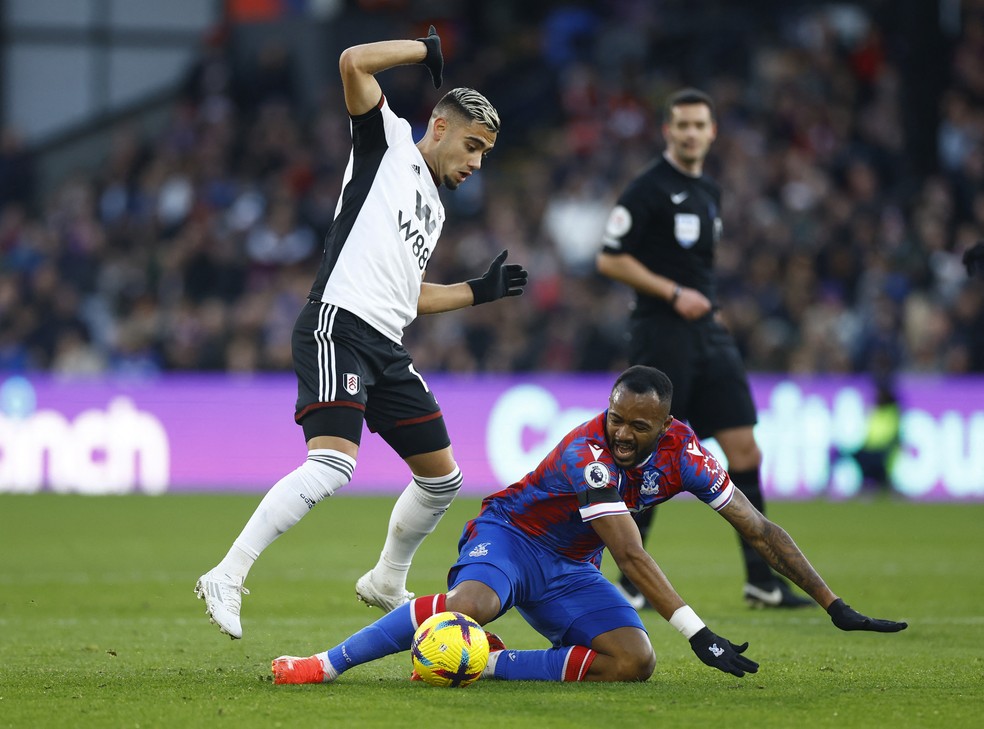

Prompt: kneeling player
xmin=271 ymin=366 xmax=907 ymax=684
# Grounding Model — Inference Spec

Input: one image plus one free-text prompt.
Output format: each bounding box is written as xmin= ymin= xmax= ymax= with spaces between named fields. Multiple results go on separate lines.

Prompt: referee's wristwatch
xmin=669 ymin=284 xmax=682 ymax=306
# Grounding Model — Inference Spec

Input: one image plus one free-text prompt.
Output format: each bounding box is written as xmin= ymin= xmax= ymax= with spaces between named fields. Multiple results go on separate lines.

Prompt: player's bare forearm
xmin=418 ymin=281 xmax=474 ymax=315
xmin=748 ymin=522 xmax=834 ymax=606
xmin=720 ymin=491 xmax=836 ymax=608
xmin=618 ymin=552 xmax=687 ymax=620
xmin=339 ymin=40 xmax=427 ymax=115
xmin=593 ymin=513 xmax=686 ymax=620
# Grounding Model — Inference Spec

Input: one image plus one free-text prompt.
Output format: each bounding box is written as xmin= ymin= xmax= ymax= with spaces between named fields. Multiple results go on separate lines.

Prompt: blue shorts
xmin=448 ymin=518 xmax=646 ymax=648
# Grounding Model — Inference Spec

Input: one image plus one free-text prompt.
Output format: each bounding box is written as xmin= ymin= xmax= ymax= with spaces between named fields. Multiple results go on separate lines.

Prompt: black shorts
xmin=291 ymin=301 xmax=450 ymax=458
xmin=628 ymin=312 xmax=756 ymax=438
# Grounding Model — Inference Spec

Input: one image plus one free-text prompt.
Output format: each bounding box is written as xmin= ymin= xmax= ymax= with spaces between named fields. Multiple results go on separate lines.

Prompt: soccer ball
xmin=410 ymin=611 xmax=489 ymax=687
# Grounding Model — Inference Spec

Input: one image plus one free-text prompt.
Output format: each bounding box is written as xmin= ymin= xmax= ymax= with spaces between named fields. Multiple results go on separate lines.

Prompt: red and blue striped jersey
xmin=473 ymin=412 xmax=734 ymax=566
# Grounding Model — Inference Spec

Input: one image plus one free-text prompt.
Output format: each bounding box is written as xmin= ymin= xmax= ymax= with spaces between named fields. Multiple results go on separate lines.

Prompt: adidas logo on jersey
xmin=411 ymin=163 xmax=421 ymax=175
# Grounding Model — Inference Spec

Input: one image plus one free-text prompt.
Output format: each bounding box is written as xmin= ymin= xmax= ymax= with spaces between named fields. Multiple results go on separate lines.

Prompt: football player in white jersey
xmin=196 ymin=26 xmax=528 ymax=639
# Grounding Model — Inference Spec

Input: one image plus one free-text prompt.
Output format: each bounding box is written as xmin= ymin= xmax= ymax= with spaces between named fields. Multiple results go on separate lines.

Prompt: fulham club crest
xmin=343 ymin=373 xmax=361 ymax=395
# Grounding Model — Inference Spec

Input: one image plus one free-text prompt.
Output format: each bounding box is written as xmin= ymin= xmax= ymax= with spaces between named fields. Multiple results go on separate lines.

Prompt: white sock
xmin=214 ymin=449 xmax=355 ymax=581
xmin=370 ymin=467 xmax=462 ymax=594
xmin=315 ymin=651 xmax=339 ymax=681
xmin=482 ymin=650 xmax=502 ymax=679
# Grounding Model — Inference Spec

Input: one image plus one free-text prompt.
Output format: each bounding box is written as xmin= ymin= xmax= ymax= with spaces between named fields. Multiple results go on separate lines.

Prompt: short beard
xmin=442 ymin=175 xmax=459 ymax=190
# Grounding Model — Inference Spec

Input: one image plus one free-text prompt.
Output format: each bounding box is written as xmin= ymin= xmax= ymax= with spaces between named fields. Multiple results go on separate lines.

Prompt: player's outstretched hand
xmin=688 ymin=627 xmax=759 ymax=677
xmin=416 ymin=25 xmax=443 ymax=89
xmin=827 ymin=598 xmax=908 ymax=632
xmin=467 ymin=250 xmax=529 ymax=305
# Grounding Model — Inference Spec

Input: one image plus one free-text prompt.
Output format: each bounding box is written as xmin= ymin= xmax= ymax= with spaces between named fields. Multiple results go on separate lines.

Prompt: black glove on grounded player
xmin=827 ymin=598 xmax=908 ymax=632
xmin=688 ymin=627 xmax=759 ymax=677
xmin=467 ymin=250 xmax=529 ymax=305
xmin=416 ymin=25 xmax=443 ymax=89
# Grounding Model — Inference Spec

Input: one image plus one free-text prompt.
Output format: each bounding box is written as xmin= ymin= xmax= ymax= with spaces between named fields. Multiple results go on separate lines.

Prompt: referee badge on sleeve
xmin=343 ymin=373 xmax=361 ymax=395
xmin=674 ymin=213 xmax=700 ymax=248
xmin=604 ymin=205 xmax=632 ymax=246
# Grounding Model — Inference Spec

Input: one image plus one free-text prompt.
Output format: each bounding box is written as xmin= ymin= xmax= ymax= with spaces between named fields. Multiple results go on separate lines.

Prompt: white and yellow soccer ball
xmin=410 ymin=611 xmax=489 ymax=687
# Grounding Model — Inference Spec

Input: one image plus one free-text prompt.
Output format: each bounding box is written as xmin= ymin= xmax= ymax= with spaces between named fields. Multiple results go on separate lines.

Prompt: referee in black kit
xmin=596 ymin=88 xmax=811 ymax=609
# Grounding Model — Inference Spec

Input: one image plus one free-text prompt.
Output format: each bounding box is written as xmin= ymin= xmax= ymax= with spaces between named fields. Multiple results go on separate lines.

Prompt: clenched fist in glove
xmin=467 ymin=250 xmax=529 ymax=305
xmin=416 ymin=25 xmax=443 ymax=89
xmin=827 ymin=599 xmax=908 ymax=632
xmin=689 ymin=627 xmax=760 ymax=677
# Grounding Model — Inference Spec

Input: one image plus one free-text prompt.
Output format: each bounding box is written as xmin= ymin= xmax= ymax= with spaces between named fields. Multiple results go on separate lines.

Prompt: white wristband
xmin=669 ymin=605 xmax=706 ymax=639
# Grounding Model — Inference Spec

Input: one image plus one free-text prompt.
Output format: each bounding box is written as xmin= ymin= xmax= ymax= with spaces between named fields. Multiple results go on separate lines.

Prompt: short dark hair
xmin=663 ymin=87 xmax=715 ymax=123
xmin=612 ymin=365 xmax=673 ymax=407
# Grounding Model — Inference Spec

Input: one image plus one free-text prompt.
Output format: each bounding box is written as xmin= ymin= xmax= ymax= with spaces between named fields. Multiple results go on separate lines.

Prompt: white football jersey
xmin=309 ymin=96 xmax=445 ymax=343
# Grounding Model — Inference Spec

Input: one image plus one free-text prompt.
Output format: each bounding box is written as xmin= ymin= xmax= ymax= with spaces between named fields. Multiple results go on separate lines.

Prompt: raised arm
xmin=338 ymin=40 xmax=428 ymax=116
xmin=337 ymin=25 xmax=441 ymax=117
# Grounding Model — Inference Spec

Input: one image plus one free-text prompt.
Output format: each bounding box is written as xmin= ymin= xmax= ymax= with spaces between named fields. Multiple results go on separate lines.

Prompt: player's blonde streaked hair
xmin=433 ymin=87 xmax=500 ymax=133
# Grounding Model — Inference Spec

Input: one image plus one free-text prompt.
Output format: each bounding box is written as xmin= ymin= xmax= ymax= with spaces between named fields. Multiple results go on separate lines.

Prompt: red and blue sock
xmin=320 ymin=594 xmax=446 ymax=677
xmin=485 ymin=645 xmax=596 ymax=681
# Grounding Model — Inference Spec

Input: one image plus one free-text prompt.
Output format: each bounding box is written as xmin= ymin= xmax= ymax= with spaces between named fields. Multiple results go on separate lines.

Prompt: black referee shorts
xmin=628 ymin=312 xmax=757 ymax=438
xmin=291 ymin=301 xmax=451 ymax=458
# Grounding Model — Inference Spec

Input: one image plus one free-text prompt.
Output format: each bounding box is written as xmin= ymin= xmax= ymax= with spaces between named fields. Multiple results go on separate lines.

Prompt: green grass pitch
xmin=1 ymin=493 xmax=981 ymax=728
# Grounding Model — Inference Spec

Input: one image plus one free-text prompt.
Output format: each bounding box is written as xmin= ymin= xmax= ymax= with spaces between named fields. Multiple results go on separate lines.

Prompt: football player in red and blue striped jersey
xmin=272 ymin=366 xmax=906 ymax=685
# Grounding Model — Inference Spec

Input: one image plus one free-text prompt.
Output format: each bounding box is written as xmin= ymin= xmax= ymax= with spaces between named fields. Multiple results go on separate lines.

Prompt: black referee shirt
xmin=601 ymin=155 xmax=722 ymax=317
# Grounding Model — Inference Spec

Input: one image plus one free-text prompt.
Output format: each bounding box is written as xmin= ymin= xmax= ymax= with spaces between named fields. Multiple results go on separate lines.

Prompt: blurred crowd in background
xmin=2 ymin=0 xmax=983 ymax=379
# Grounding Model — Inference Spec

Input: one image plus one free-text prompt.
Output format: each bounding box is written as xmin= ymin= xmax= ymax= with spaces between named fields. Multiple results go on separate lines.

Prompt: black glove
xmin=416 ymin=25 xmax=443 ymax=89
xmin=467 ymin=250 xmax=529 ymax=305
xmin=827 ymin=598 xmax=908 ymax=632
xmin=963 ymin=241 xmax=984 ymax=278
xmin=688 ymin=627 xmax=759 ymax=677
